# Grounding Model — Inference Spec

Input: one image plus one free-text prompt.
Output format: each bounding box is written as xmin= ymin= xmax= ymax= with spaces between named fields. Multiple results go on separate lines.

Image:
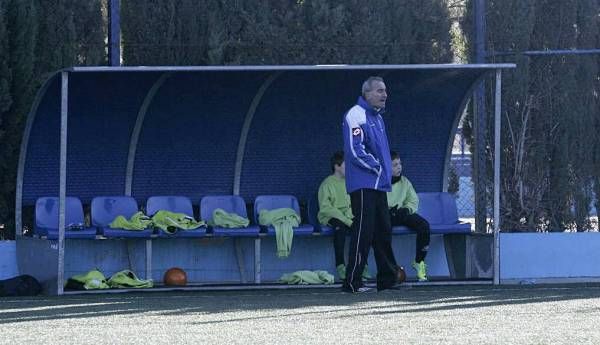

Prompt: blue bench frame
xmin=392 ymin=193 xmax=471 ymax=234
xmin=308 ymin=192 xmax=471 ymax=235
xmin=33 ymin=192 xmax=472 ymax=286
xmin=306 ymin=191 xmax=472 ymax=281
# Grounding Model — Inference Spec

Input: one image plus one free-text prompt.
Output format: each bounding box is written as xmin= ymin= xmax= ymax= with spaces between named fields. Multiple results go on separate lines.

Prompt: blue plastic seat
xmin=34 ymin=197 xmax=97 ymax=239
xmin=254 ymin=195 xmax=314 ymax=236
xmin=146 ymin=196 xmax=207 ymax=238
xmin=392 ymin=192 xmax=471 ymax=234
xmin=417 ymin=193 xmax=445 ymax=224
xmin=91 ymin=196 xmax=153 ymax=238
xmin=146 ymin=196 xmax=194 ymax=217
xmin=200 ymin=195 xmax=260 ymax=237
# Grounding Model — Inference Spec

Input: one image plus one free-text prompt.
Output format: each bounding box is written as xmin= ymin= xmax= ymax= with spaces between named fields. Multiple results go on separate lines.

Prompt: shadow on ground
xmin=2 ymin=284 xmax=600 ymax=324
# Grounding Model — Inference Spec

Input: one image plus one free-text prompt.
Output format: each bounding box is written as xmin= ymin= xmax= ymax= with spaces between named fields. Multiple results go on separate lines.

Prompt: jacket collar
xmin=357 ymin=96 xmax=385 ymax=115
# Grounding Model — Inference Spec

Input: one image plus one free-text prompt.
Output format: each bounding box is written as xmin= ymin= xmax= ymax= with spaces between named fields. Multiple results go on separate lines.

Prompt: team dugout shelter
xmin=15 ymin=64 xmax=515 ymax=294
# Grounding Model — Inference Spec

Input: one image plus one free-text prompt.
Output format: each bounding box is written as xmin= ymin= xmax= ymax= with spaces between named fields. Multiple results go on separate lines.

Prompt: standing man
xmin=342 ymin=76 xmax=398 ymax=293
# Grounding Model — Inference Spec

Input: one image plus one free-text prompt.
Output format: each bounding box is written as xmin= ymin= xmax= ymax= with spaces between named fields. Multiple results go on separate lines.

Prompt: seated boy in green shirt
xmin=318 ymin=151 xmax=370 ymax=281
xmin=387 ymin=151 xmax=431 ymax=281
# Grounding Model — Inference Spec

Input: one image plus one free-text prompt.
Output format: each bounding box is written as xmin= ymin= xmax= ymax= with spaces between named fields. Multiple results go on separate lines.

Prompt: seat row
xmin=34 ymin=192 xmax=471 ymax=240
xmin=34 ymin=195 xmax=313 ymax=240
xmin=308 ymin=192 xmax=472 ymax=235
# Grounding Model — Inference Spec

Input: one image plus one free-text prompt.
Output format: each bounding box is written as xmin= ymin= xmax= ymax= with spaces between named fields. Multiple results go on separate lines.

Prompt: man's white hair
xmin=362 ymin=76 xmax=384 ymax=97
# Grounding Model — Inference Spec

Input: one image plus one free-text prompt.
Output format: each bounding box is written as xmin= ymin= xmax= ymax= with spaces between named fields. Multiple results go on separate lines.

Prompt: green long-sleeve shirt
xmin=259 ymin=208 xmax=300 ymax=258
xmin=317 ymin=175 xmax=353 ymax=227
xmin=387 ymin=176 xmax=419 ymax=214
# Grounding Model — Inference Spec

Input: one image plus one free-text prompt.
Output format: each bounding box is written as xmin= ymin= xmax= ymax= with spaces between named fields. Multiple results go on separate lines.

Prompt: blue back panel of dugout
xmin=23 ymin=72 xmax=160 ymax=204
xmin=131 ymin=72 xmax=269 ymax=203
xmin=21 ymin=67 xmax=486 ymax=210
xmin=240 ymin=69 xmax=482 ymax=203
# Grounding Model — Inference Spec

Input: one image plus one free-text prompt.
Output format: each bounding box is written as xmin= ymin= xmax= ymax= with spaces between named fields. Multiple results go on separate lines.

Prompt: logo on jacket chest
xmin=369 ymin=122 xmax=384 ymax=133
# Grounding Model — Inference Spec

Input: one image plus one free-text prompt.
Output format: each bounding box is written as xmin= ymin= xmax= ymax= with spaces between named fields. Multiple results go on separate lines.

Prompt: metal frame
xmin=442 ymin=73 xmax=489 ymax=192
xmin=490 ymin=49 xmax=600 ymax=57
xmin=66 ymin=64 xmax=515 ymax=73
xmin=493 ymin=70 xmax=502 ymax=285
xmin=473 ymin=0 xmax=488 ymax=235
xmin=14 ymin=75 xmax=57 ymax=236
xmin=233 ymin=72 xmax=282 ymax=195
xmin=145 ymin=239 xmax=152 ymax=280
xmin=254 ymin=238 xmax=261 ymax=283
xmin=57 ymin=72 xmax=69 ymax=294
xmin=125 ymin=72 xmax=172 ymax=196
xmin=108 ymin=0 xmax=120 ymax=67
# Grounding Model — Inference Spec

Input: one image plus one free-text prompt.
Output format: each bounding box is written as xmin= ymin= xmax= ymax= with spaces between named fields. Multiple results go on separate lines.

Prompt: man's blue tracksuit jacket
xmin=342 ymin=96 xmax=393 ymax=194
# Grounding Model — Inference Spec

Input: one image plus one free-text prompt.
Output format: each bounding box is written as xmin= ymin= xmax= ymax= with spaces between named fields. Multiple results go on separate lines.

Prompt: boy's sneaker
xmin=412 ymin=261 xmax=428 ymax=281
xmin=361 ymin=265 xmax=372 ymax=281
xmin=336 ymin=264 xmax=346 ymax=280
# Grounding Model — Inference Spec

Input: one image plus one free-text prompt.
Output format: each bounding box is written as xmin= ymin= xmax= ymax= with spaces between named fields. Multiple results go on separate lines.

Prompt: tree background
xmin=0 ymin=0 xmax=105 ymax=239
xmin=461 ymin=0 xmax=600 ymax=231
xmin=0 ymin=0 xmax=598 ymax=238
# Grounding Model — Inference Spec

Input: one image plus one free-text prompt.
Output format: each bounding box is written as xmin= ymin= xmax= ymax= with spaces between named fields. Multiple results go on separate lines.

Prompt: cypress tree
xmin=120 ymin=0 xmax=454 ymax=66
xmin=0 ymin=0 xmax=105 ymax=238
xmin=0 ymin=0 xmax=37 ymax=238
xmin=462 ymin=0 xmax=600 ymax=231
xmin=0 ymin=0 xmax=12 ymax=238
xmin=570 ymin=0 xmax=599 ymax=230
xmin=522 ymin=0 xmax=598 ymax=231
xmin=0 ymin=0 xmax=12 ymax=117
xmin=122 ymin=0 xmax=211 ymax=65
xmin=71 ymin=0 xmax=106 ymax=65
xmin=34 ymin=0 xmax=77 ymax=77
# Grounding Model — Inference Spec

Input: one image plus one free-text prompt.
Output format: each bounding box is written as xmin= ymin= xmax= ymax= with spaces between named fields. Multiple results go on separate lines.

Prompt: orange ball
xmin=164 ymin=267 xmax=187 ymax=286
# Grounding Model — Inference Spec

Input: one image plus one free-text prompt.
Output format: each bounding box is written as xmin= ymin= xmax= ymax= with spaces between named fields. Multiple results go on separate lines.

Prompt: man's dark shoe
xmin=377 ymin=283 xmax=404 ymax=292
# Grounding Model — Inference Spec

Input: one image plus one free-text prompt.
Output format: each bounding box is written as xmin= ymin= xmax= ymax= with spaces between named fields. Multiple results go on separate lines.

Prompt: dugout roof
xmin=17 ymin=64 xmax=515 ymax=214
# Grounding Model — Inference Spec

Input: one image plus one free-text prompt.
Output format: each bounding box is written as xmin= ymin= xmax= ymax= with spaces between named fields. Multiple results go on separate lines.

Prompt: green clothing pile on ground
xmin=67 ymin=268 xmax=336 ymax=288
xmin=65 ymin=269 xmax=153 ymax=290
xmin=279 ymin=270 xmax=334 ymax=285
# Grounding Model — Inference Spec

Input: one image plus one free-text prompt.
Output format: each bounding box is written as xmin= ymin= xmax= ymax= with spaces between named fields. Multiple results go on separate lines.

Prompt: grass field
xmin=2 ymin=284 xmax=600 ymax=344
